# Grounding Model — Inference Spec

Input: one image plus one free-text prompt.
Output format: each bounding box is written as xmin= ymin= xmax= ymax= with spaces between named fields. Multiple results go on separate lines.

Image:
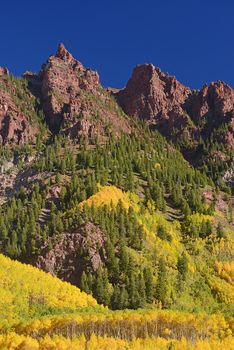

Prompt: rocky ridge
xmin=0 ymin=44 xmax=233 ymax=186
xmin=38 ymin=43 xmax=131 ymax=140
xmin=0 ymin=44 xmax=233 ymax=151
xmin=115 ymin=64 xmax=234 ymax=151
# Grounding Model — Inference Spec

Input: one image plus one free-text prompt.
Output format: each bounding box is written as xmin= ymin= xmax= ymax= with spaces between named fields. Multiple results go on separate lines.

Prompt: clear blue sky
xmin=1 ymin=0 xmax=233 ymax=89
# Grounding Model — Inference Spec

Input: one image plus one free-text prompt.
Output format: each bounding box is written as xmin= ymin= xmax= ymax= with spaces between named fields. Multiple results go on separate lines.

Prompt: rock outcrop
xmin=35 ymin=222 xmax=106 ymax=286
xmin=116 ymin=64 xmax=190 ymax=122
xmin=0 ymin=44 xmax=132 ymax=147
xmin=115 ymin=64 xmax=197 ymax=141
xmin=115 ymin=63 xmax=234 ymax=151
xmin=185 ymin=81 xmax=234 ymax=146
xmin=38 ymin=43 xmax=131 ymax=140
xmin=0 ymin=73 xmax=37 ymax=145
xmin=186 ymin=81 xmax=234 ymax=122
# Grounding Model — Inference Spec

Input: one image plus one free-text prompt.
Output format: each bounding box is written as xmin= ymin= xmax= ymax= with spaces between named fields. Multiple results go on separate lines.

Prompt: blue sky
xmin=1 ymin=0 xmax=233 ymax=89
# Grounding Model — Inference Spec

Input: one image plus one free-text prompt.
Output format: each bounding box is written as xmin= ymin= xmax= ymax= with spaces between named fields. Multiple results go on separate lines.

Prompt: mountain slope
xmin=0 ymin=43 xmax=233 ymax=349
xmin=0 ymin=46 xmax=232 ymax=314
xmin=0 ymin=130 xmax=232 ymax=314
xmin=0 ymin=44 xmax=233 ymax=189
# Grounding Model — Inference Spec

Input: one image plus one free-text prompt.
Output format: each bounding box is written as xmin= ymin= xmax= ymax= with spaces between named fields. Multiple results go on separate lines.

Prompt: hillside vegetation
xmin=0 ymin=254 xmax=97 ymax=330
xmin=0 ymin=132 xmax=233 ymax=315
xmin=0 ymin=254 xmax=233 ymax=349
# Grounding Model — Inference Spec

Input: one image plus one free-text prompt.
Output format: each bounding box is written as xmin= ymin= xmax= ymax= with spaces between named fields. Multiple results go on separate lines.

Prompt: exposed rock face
xmin=39 ymin=43 xmax=131 ymax=140
xmin=0 ymin=67 xmax=9 ymax=77
xmin=186 ymin=81 xmax=234 ymax=122
xmin=35 ymin=222 xmax=106 ymax=286
xmin=116 ymin=64 xmax=234 ymax=150
xmin=23 ymin=71 xmax=42 ymax=98
xmin=186 ymin=81 xmax=234 ymax=134
xmin=115 ymin=64 xmax=196 ymax=141
xmin=116 ymin=64 xmax=190 ymax=121
xmin=0 ymin=87 xmax=37 ymax=146
xmin=185 ymin=82 xmax=234 ymax=153
xmin=0 ymin=44 xmax=233 ymax=169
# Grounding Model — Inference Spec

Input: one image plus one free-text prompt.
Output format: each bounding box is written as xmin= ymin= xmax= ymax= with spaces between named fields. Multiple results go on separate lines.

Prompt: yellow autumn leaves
xmin=0 ymin=333 xmax=234 ymax=350
xmin=0 ymin=253 xmax=233 ymax=349
xmin=0 ymin=254 xmax=97 ymax=328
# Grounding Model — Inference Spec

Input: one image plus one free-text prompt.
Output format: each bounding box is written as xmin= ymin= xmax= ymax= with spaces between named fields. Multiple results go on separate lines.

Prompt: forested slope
xmin=0 ymin=132 xmax=233 ymax=314
xmin=0 ymin=44 xmax=233 ymax=349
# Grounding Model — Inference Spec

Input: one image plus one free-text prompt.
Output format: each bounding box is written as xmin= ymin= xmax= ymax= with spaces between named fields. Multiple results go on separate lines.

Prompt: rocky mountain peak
xmin=186 ymin=80 xmax=234 ymax=124
xmin=38 ymin=44 xmax=131 ymax=138
xmin=55 ymin=43 xmax=75 ymax=62
xmin=116 ymin=63 xmax=190 ymax=123
xmin=115 ymin=62 xmax=234 ymax=170
xmin=0 ymin=44 xmax=233 ymax=162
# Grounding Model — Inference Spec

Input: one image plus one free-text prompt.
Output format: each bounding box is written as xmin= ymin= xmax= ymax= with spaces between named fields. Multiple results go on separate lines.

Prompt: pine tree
xmin=216 ymin=222 xmax=226 ymax=239
xmin=110 ymin=285 xmax=120 ymax=309
xmin=144 ymin=267 xmax=154 ymax=303
xmin=155 ymin=258 xmax=167 ymax=306
xmin=200 ymin=220 xmax=212 ymax=238
xmin=119 ymin=241 xmax=129 ymax=272
xmin=95 ymin=268 xmax=110 ymax=306
xmin=157 ymin=225 xmax=172 ymax=242
xmin=80 ymin=271 xmax=91 ymax=294
xmin=95 ymin=268 xmax=104 ymax=304
xmin=182 ymin=199 xmax=191 ymax=217
xmin=106 ymin=240 xmax=119 ymax=283
xmin=137 ymin=273 xmax=146 ymax=308
xmin=177 ymin=252 xmax=188 ymax=281
xmin=127 ymin=273 xmax=140 ymax=309
xmin=118 ymin=286 xmax=129 ymax=309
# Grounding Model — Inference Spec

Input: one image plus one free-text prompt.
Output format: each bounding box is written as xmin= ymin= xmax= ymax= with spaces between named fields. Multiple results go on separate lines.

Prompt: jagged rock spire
xmin=55 ymin=43 xmax=74 ymax=62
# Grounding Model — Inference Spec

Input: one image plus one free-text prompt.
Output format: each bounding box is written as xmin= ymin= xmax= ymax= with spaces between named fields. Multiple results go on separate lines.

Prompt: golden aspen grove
xmin=0 ymin=254 xmax=233 ymax=349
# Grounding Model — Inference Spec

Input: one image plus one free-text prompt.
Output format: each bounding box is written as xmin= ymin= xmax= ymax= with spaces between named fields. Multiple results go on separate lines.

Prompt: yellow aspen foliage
xmin=215 ymin=261 xmax=234 ymax=284
xmin=206 ymin=275 xmax=234 ymax=304
xmin=0 ymin=254 xmax=97 ymax=328
xmin=14 ymin=308 xmax=233 ymax=343
xmin=80 ymin=185 xmax=131 ymax=208
xmin=0 ymin=333 xmax=234 ymax=350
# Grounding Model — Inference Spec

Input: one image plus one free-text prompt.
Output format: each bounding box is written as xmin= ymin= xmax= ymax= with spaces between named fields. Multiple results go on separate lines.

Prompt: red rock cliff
xmin=39 ymin=43 xmax=131 ymax=140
